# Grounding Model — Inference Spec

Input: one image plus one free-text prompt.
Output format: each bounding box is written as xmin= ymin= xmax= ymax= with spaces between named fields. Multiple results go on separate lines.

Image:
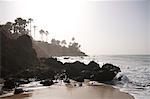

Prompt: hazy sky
xmin=0 ymin=0 xmax=149 ymax=55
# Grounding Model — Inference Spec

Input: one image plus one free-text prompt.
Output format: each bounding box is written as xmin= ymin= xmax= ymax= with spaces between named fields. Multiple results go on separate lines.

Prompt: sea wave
xmin=57 ymin=55 xmax=150 ymax=99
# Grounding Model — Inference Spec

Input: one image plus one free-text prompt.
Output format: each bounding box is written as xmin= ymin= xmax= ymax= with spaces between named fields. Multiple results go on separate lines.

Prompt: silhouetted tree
xmin=61 ymin=40 xmax=67 ymax=46
xmin=33 ymin=25 xmax=37 ymax=38
xmin=56 ymin=40 xmax=60 ymax=45
xmin=51 ymin=38 xmax=56 ymax=45
xmin=51 ymin=39 xmax=60 ymax=46
xmin=39 ymin=29 xmax=45 ymax=41
xmin=69 ymin=37 xmax=75 ymax=46
xmin=28 ymin=18 xmax=33 ymax=36
xmin=14 ymin=17 xmax=28 ymax=34
xmin=69 ymin=37 xmax=81 ymax=52
xmin=72 ymin=37 xmax=75 ymax=42
xmin=69 ymin=42 xmax=81 ymax=52
xmin=4 ymin=22 xmax=13 ymax=32
xmin=45 ymin=31 xmax=49 ymax=42
xmin=12 ymin=22 xmax=17 ymax=33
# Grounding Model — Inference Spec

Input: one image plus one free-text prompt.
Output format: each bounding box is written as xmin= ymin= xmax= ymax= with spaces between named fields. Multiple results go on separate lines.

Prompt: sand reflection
xmin=1 ymin=83 xmax=134 ymax=99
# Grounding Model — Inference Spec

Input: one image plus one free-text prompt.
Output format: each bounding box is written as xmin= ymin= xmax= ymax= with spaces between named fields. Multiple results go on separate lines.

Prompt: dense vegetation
xmin=33 ymin=40 xmax=86 ymax=58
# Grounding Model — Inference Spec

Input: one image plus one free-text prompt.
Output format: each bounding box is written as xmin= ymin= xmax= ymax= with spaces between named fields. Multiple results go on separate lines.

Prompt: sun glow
xmin=1 ymin=0 xmax=149 ymax=55
xmin=12 ymin=0 xmax=88 ymax=43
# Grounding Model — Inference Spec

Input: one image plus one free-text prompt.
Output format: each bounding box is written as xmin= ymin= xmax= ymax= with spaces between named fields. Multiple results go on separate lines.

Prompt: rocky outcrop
xmin=43 ymin=57 xmax=121 ymax=82
xmin=1 ymin=57 xmax=121 ymax=91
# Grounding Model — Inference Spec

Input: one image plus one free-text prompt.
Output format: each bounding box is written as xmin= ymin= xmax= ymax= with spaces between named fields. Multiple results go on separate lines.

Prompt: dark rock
xmin=74 ymin=76 xmax=84 ymax=82
xmin=118 ymin=75 xmax=123 ymax=81
xmin=16 ymin=79 xmax=30 ymax=85
xmin=0 ymin=91 xmax=3 ymax=95
xmin=78 ymin=83 xmax=82 ymax=87
xmin=63 ymin=78 xmax=70 ymax=83
xmin=81 ymin=70 xmax=91 ymax=79
xmin=44 ymin=57 xmax=64 ymax=72
xmin=40 ymin=79 xmax=54 ymax=86
xmin=91 ymin=70 xmax=116 ymax=82
xmin=63 ymin=61 xmax=101 ymax=81
xmin=3 ymin=79 xmax=16 ymax=89
xmin=87 ymin=61 xmax=100 ymax=71
xmin=64 ymin=61 xmax=86 ymax=79
xmin=90 ymin=63 xmax=121 ymax=82
xmin=14 ymin=88 xmax=24 ymax=94
xmin=59 ymin=72 xmax=67 ymax=80
xmin=102 ymin=63 xmax=121 ymax=73
xmin=64 ymin=57 xmax=69 ymax=59
xmin=35 ymin=69 xmax=55 ymax=80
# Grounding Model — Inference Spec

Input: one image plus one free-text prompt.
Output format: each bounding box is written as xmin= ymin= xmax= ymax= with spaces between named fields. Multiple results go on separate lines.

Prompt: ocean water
xmin=57 ymin=55 xmax=150 ymax=99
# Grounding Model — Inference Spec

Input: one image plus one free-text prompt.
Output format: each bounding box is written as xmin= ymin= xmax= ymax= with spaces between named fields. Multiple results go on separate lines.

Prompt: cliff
xmin=0 ymin=26 xmax=39 ymax=78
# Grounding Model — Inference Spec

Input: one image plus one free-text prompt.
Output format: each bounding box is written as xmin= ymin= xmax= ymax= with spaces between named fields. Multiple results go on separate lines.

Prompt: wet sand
xmin=0 ymin=83 xmax=134 ymax=99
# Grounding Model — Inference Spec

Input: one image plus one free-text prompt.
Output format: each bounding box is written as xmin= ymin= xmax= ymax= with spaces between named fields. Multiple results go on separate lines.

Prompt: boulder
xmin=64 ymin=61 xmax=86 ymax=79
xmin=3 ymin=79 xmax=16 ymax=89
xmin=90 ymin=63 xmax=121 ymax=82
xmin=73 ymin=76 xmax=84 ymax=82
xmin=16 ymin=79 xmax=30 ymax=85
xmin=14 ymin=88 xmax=24 ymax=94
xmin=40 ymin=79 xmax=54 ymax=86
xmin=44 ymin=57 xmax=64 ymax=72
xmin=78 ymin=82 xmax=82 ymax=87
xmin=0 ymin=91 xmax=3 ymax=95
xmin=102 ymin=63 xmax=121 ymax=73
xmin=63 ymin=78 xmax=70 ymax=83
xmin=64 ymin=57 xmax=69 ymax=59
xmin=91 ymin=70 xmax=117 ymax=82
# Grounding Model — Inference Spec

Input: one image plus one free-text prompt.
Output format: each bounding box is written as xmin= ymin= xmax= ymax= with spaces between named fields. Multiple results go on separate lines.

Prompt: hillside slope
xmin=32 ymin=41 xmax=87 ymax=58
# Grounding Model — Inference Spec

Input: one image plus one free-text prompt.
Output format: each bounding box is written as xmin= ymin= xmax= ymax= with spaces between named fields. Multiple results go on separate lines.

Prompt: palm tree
xmin=61 ymin=40 xmax=67 ymax=46
xmin=5 ymin=22 xmax=13 ymax=32
xmin=51 ymin=38 xmax=56 ymax=45
xmin=45 ymin=31 xmax=49 ymax=42
xmin=56 ymin=40 xmax=60 ymax=45
xmin=39 ymin=29 xmax=45 ymax=41
xmin=72 ymin=37 xmax=75 ymax=42
xmin=33 ymin=25 xmax=37 ymax=38
xmin=69 ymin=37 xmax=75 ymax=46
xmin=28 ymin=18 xmax=33 ymax=36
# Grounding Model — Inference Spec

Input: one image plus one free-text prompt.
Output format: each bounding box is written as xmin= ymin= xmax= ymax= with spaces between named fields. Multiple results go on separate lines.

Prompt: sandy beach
xmin=0 ymin=82 xmax=134 ymax=99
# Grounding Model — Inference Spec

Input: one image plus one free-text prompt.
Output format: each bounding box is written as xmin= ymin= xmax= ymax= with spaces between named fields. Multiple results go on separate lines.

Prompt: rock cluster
xmin=43 ymin=58 xmax=121 ymax=82
xmin=2 ymin=57 xmax=121 ymax=91
xmin=40 ymin=79 xmax=54 ymax=86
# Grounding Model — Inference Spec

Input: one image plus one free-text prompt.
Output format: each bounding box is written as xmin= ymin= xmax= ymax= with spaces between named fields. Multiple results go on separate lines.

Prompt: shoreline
xmin=0 ymin=81 xmax=134 ymax=99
